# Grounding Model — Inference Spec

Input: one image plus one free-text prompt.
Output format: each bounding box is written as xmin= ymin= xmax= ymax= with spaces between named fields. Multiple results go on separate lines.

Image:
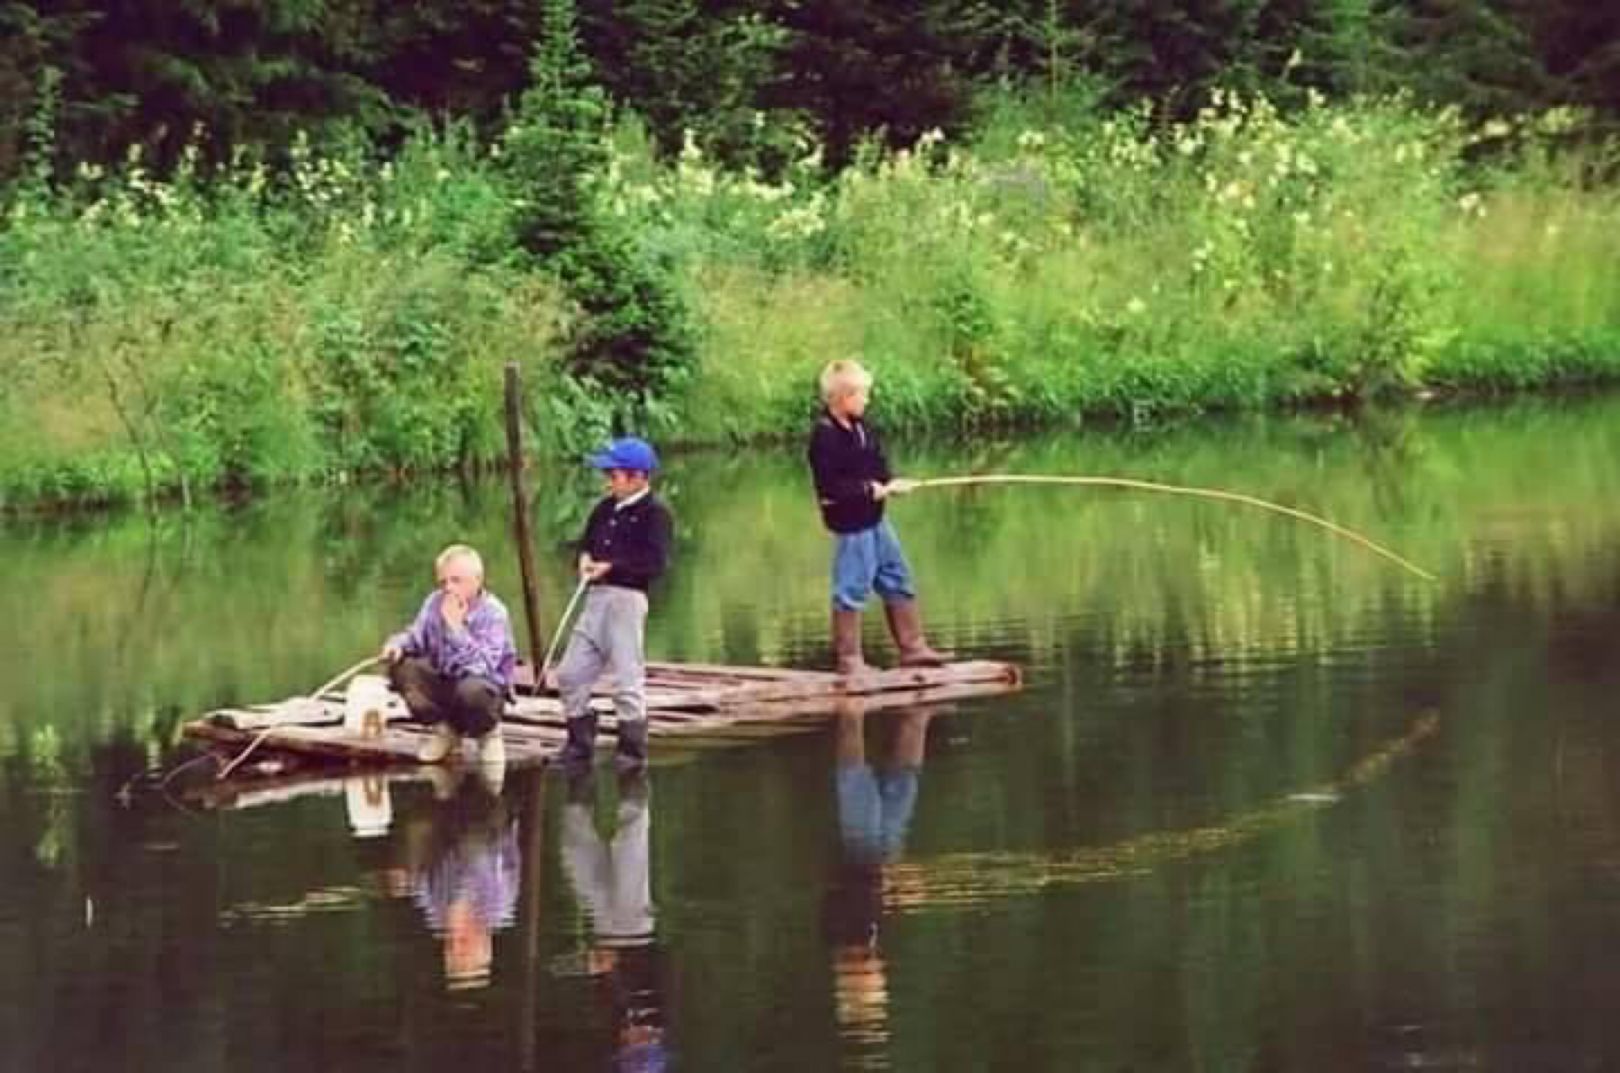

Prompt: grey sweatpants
xmin=556 ymin=585 xmax=648 ymax=725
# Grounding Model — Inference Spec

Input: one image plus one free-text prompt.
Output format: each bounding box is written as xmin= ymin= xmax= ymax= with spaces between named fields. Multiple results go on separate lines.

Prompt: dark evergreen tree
xmin=766 ymin=0 xmax=970 ymax=164
xmin=356 ymin=0 xmax=545 ymax=124
xmin=506 ymin=0 xmax=694 ymax=416
xmin=1523 ymin=0 xmax=1620 ymax=123
xmin=1381 ymin=0 xmax=1552 ymax=116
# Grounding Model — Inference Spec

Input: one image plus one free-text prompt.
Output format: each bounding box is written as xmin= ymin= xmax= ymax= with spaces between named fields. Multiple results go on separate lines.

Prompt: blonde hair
xmin=819 ymin=359 xmax=873 ymax=403
xmin=435 ymin=543 xmax=485 ymax=578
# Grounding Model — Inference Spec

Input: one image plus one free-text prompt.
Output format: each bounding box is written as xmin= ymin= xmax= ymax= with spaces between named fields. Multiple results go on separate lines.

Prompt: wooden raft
xmin=182 ymin=659 xmax=1022 ymax=773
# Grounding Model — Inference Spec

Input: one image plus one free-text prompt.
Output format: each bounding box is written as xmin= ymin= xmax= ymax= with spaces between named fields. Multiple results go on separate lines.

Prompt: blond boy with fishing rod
xmin=382 ymin=544 xmax=517 ymax=773
xmin=808 ymin=359 xmax=947 ymax=675
xmin=554 ymin=437 xmax=674 ymax=772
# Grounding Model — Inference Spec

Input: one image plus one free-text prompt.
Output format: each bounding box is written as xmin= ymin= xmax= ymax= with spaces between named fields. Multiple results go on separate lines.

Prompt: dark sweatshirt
xmin=806 ymin=409 xmax=891 ymax=534
xmin=578 ymin=491 xmax=673 ymax=592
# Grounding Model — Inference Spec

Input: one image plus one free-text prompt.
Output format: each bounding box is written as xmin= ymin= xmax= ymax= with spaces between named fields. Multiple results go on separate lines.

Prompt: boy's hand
xmin=440 ymin=592 xmax=469 ymax=631
xmin=579 ymin=554 xmax=612 ymax=581
xmin=381 ymin=643 xmax=404 ymax=663
xmin=872 ymin=478 xmax=918 ymax=500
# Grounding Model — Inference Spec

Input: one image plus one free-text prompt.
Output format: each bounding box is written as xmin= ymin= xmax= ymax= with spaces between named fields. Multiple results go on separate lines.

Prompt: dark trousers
xmin=389 ymin=657 xmax=503 ymax=738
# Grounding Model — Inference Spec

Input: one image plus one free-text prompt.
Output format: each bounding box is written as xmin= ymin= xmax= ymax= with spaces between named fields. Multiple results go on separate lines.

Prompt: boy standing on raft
xmin=807 ymin=359 xmax=947 ymax=675
xmin=555 ymin=437 xmax=673 ymax=771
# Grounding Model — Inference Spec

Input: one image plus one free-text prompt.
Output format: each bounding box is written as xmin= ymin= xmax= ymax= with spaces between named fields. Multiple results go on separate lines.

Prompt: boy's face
xmin=604 ymin=468 xmax=650 ymax=499
xmin=437 ymin=557 xmax=482 ymax=602
xmin=831 ymin=383 xmax=870 ymax=419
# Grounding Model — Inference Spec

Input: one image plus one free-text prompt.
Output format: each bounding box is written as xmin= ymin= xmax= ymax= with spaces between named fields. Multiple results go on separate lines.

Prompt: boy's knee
xmin=832 ymin=590 xmax=868 ymax=612
xmin=872 ymin=577 xmax=914 ymax=602
xmin=390 ymin=658 xmax=439 ymax=711
xmin=452 ymin=676 xmax=500 ymax=711
xmin=556 ymin=658 xmax=591 ymax=694
xmin=389 ymin=656 xmax=429 ymax=691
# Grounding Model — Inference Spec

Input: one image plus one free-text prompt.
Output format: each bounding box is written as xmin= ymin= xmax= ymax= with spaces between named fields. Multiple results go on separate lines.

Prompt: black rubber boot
xmin=558 ymin=712 xmax=598 ymax=770
xmin=615 ymin=718 xmax=649 ymax=772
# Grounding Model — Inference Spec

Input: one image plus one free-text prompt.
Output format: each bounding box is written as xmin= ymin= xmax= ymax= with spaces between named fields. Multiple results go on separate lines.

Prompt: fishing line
xmin=908 ymin=474 xmax=1436 ymax=582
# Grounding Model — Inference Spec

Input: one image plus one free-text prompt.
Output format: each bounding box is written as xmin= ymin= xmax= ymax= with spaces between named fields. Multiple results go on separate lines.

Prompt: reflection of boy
xmin=822 ymin=708 xmax=933 ymax=1060
xmin=562 ymin=774 xmax=669 ymax=1071
xmin=411 ymin=781 xmax=521 ymax=991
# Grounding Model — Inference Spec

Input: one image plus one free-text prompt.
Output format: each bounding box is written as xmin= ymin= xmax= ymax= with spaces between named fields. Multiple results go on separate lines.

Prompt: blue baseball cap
xmin=586 ymin=436 xmax=659 ymax=473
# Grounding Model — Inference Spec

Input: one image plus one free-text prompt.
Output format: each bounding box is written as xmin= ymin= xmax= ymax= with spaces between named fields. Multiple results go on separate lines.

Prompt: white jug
xmin=343 ymin=674 xmax=394 ymax=737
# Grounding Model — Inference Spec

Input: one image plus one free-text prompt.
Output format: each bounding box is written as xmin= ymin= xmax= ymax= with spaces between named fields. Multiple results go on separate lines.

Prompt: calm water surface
xmin=4 ymin=398 xmax=1620 ymax=1072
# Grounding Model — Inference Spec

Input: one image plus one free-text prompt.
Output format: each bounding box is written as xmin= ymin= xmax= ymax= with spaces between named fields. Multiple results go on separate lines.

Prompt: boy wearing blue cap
xmin=807 ymin=359 xmax=947 ymax=675
xmin=556 ymin=437 xmax=673 ymax=770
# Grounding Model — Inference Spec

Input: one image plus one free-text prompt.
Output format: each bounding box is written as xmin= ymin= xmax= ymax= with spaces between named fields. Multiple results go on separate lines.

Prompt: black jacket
xmin=578 ymin=492 xmax=673 ymax=592
xmin=806 ymin=409 xmax=891 ymax=534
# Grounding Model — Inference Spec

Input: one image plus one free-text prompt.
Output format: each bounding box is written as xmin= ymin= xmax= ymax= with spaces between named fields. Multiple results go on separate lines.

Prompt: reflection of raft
xmin=181 ymin=659 xmax=1022 ymax=777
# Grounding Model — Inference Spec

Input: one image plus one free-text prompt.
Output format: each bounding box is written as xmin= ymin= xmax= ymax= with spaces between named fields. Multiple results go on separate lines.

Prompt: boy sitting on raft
xmin=382 ymin=543 xmax=516 ymax=774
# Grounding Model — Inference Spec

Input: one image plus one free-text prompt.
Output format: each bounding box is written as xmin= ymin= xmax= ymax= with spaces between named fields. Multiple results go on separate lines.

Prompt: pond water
xmin=4 ymin=396 xmax=1620 ymax=1072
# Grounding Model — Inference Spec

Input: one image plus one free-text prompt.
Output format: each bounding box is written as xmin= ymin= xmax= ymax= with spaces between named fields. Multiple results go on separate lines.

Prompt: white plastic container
xmin=344 ymin=775 xmax=393 ymax=839
xmin=343 ymin=673 xmax=394 ymax=738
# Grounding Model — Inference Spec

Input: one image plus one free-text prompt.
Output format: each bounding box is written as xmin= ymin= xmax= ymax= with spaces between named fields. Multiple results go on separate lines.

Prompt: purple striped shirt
xmin=388 ymin=590 xmax=517 ymax=692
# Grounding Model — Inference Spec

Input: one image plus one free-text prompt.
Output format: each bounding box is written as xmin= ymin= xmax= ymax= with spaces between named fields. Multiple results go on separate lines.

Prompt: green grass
xmin=3 ymin=94 xmax=1618 ymax=508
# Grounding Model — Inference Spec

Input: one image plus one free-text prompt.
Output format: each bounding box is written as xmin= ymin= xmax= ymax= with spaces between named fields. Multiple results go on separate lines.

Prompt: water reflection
xmin=823 ymin=703 xmax=937 ymax=1069
xmin=9 ymin=397 xmax=1620 ymax=1071
xmin=560 ymin=770 xmax=670 ymax=1070
xmin=389 ymin=772 xmax=520 ymax=991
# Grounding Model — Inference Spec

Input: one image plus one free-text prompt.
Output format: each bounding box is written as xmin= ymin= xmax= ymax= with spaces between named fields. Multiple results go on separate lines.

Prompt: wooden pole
xmin=504 ymin=363 xmax=547 ymax=686
xmin=518 ymin=773 xmax=547 ymax=1072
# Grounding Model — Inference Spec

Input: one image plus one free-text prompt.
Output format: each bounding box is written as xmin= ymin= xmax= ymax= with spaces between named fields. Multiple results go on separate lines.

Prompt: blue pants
xmin=836 ymin=762 xmax=921 ymax=864
xmin=831 ymin=520 xmax=916 ymax=611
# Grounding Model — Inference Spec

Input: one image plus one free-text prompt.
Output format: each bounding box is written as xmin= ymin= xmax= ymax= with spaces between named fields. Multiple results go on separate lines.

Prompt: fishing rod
xmin=538 ymin=577 xmax=591 ymax=688
xmin=903 ymin=474 xmax=1436 ymax=583
xmin=215 ymin=655 xmax=384 ymax=781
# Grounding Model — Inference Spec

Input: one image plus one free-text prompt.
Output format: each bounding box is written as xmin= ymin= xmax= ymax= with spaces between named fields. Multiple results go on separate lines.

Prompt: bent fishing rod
xmin=900 ymin=474 xmax=1436 ymax=583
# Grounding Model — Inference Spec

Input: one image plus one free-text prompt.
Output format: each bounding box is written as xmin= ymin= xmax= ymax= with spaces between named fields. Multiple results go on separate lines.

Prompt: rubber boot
xmin=832 ymin=608 xmax=869 ymax=676
xmin=558 ymin=712 xmax=598 ymax=770
xmin=615 ymin=718 xmax=649 ymax=772
xmin=417 ymin=722 xmax=460 ymax=764
xmin=883 ymin=599 xmax=949 ymax=667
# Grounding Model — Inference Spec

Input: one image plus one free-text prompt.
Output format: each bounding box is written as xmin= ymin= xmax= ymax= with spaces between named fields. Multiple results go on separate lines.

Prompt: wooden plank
xmin=187 ymin=721 xmax=555 ymax=768
xmin=647 ymin=661 xmax=830 ymax=682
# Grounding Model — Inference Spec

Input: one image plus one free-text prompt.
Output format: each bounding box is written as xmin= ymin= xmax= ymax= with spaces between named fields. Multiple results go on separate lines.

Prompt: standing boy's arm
xmin=602 ymin=504 xmax=672 ymax=588
xmin=869 ymin=423 xmax=893 ymax=485
xmin=577 ymin=499 xmax=610 ymax=573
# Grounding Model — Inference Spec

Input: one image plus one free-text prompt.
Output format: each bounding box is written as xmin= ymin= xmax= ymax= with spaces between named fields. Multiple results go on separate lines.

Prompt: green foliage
xmin=2 ymin=80 xmax=1617 ymax=509
xmin=0 ymin=122 xmax=571 ymax=510
xmin=505 ymin=0 xmax=696 ymax=428
xmin=598 ymin=88 xmax=1620 ymax=441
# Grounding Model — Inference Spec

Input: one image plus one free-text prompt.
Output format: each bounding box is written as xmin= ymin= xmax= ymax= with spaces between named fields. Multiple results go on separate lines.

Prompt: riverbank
xmin=3 ymin=94 xmax=1617 ymax=511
